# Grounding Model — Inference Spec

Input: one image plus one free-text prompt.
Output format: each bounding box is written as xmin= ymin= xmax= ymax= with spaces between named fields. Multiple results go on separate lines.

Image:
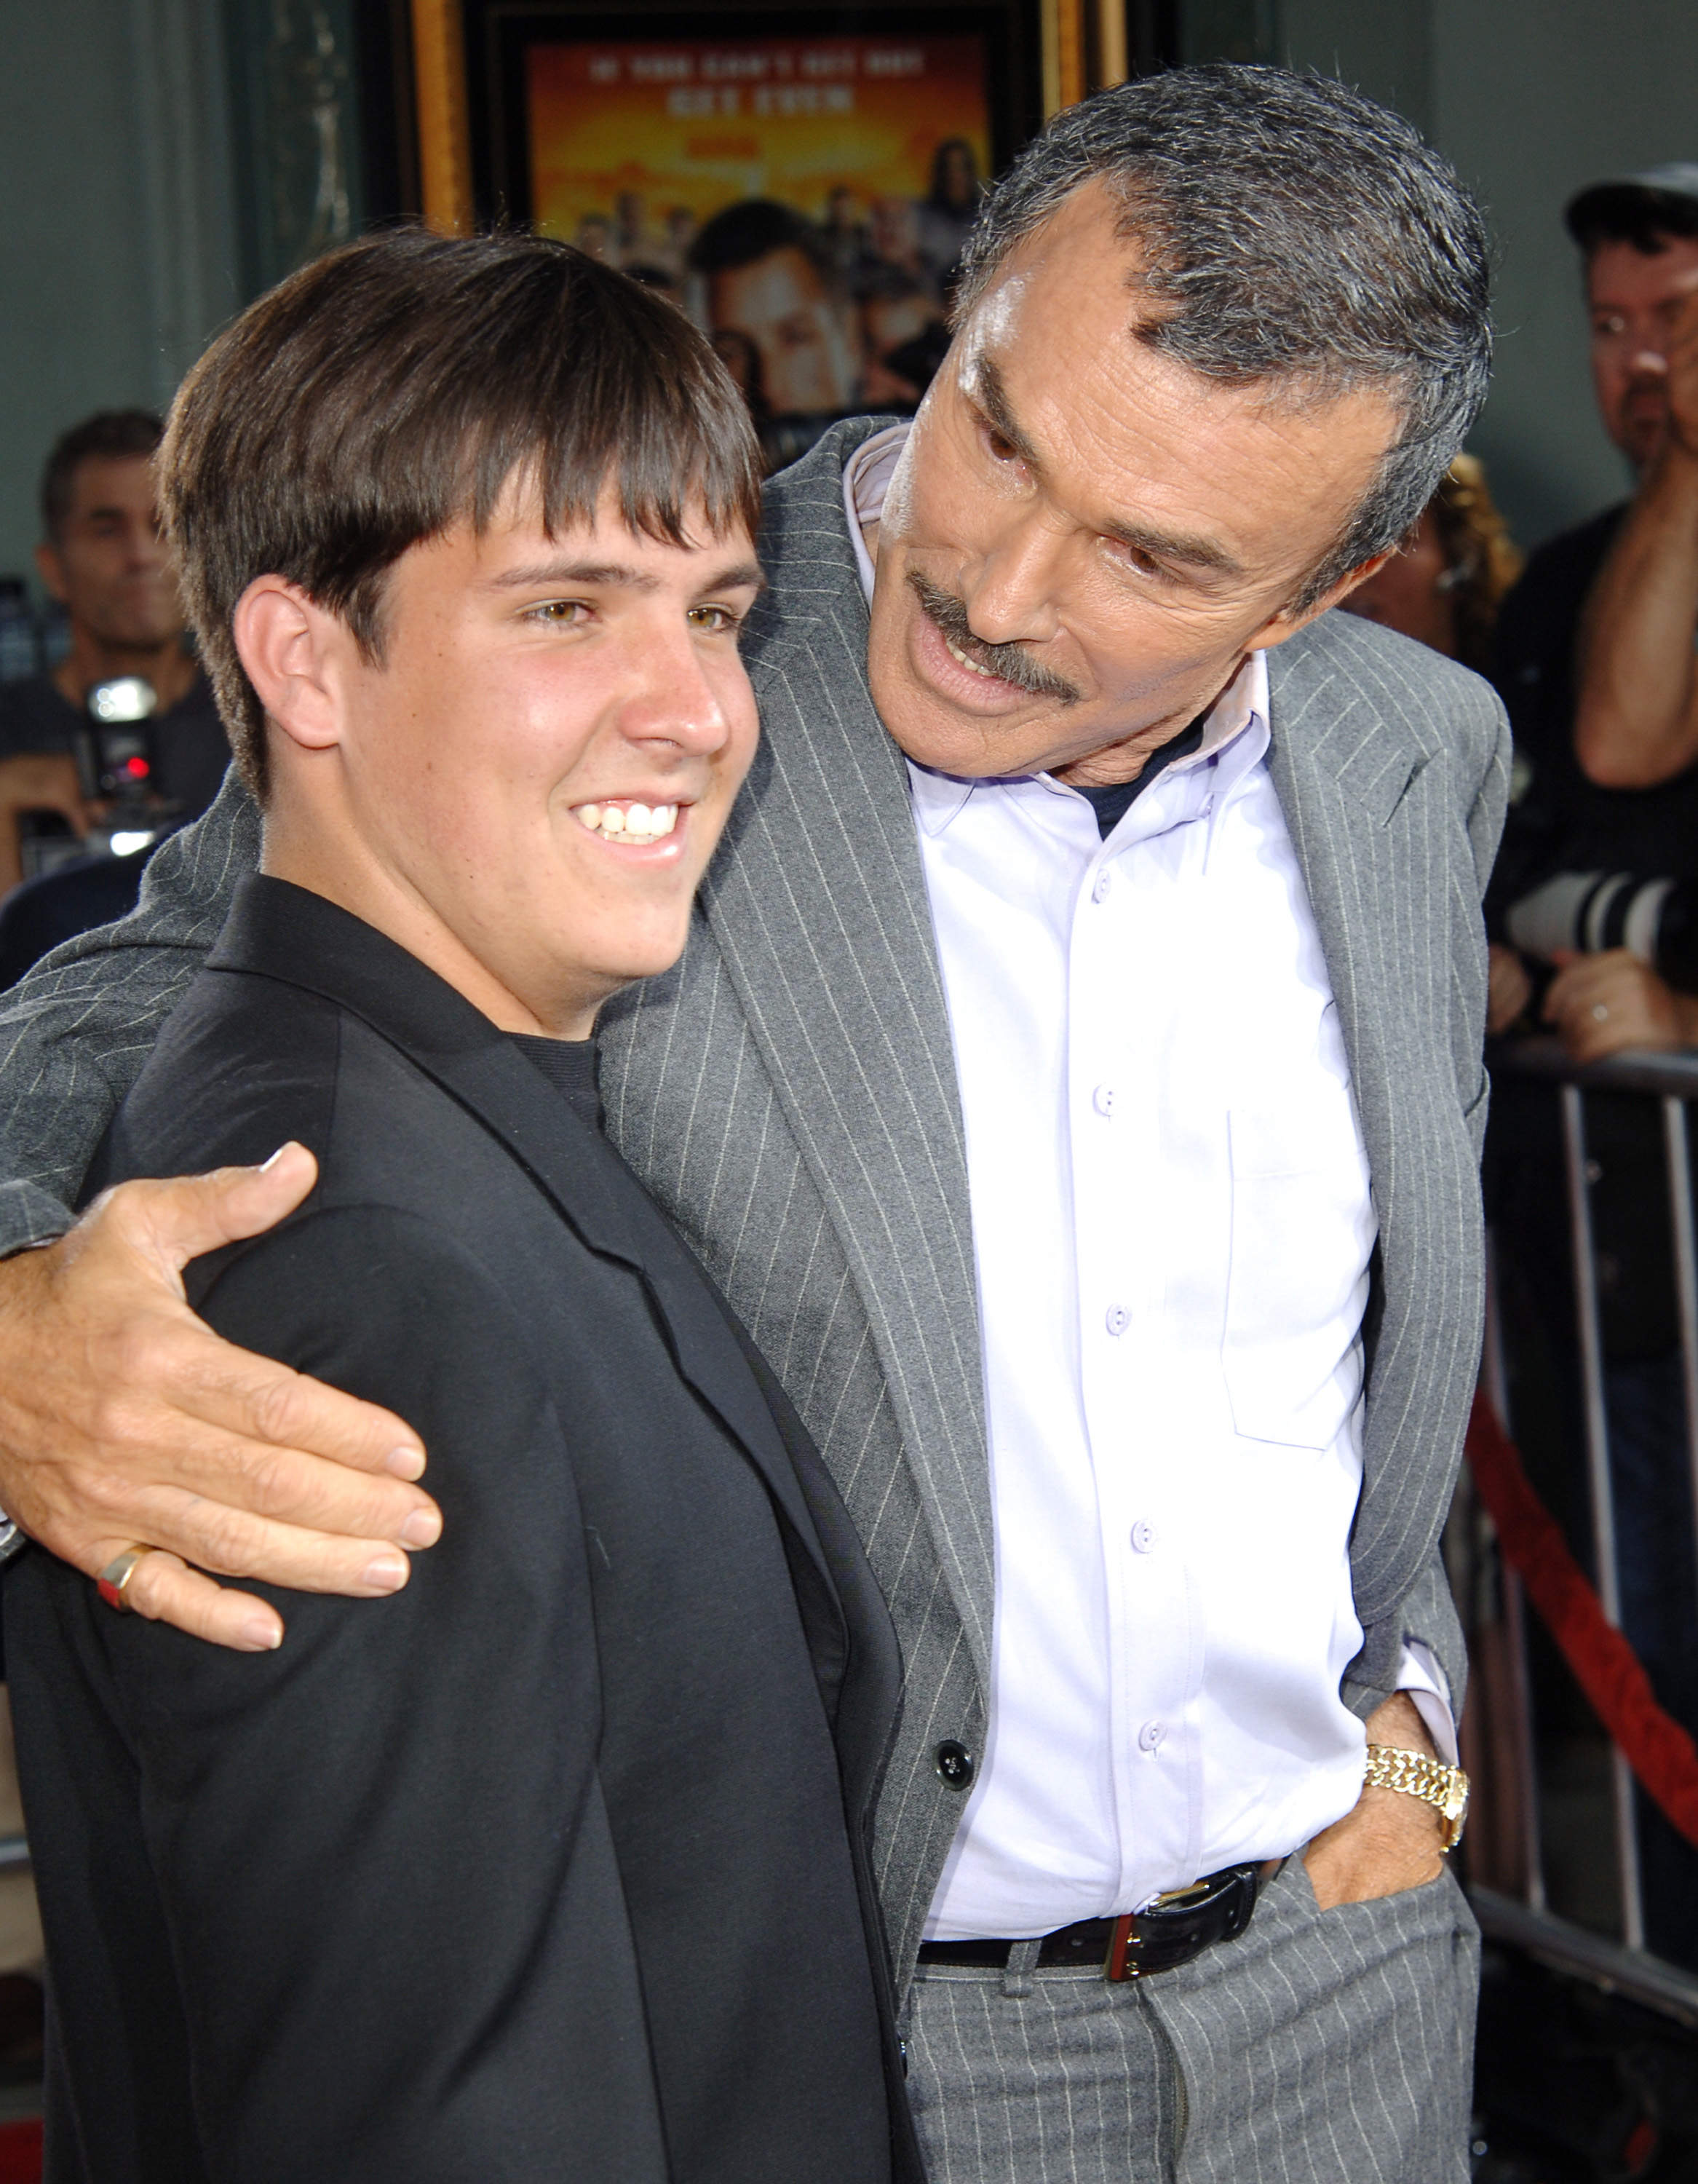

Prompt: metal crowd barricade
xmin=1469 ymin=1034 xmax=1698 ymax=2027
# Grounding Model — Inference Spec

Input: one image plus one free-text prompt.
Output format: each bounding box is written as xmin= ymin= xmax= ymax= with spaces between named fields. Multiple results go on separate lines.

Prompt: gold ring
xmin=96 ymin=1546 xmax=155 ymax=1614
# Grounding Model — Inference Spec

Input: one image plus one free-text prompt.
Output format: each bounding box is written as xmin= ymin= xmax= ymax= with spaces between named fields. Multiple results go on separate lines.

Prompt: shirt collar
xmin=844 ymin=422 xmax=911 ymax=605
xmin=844 ymin=422 xmax=1269 ymax=840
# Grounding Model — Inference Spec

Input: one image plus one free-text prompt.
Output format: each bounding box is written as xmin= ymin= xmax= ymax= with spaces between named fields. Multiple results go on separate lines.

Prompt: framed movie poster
xmin=458 ymin=2 xmax=1042 ymax=459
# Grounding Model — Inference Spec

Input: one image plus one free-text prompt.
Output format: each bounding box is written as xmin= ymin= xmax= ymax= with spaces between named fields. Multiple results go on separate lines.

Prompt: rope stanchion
xmin=1464 ymin=1389 xmax=1698 ymax=1851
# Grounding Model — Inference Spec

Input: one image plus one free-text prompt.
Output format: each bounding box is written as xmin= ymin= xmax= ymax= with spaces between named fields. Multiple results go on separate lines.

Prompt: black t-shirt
xmin=1490 ymin=502 xmax=1698 ymax=923
xmin=1074 ymin=716 xmax=1207 ymax=839
xmin=0 ymin=669 xmax=230 ymax=823
xmin=509 ymin=1032 xmax=603 ymax=1131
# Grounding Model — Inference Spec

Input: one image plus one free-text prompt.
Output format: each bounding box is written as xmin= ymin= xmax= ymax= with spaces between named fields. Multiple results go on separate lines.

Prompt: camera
xmin=1505 ymin=869 xmax=1698 ymax=993
xmin=17 ymin=676 xmax=164 ymax=883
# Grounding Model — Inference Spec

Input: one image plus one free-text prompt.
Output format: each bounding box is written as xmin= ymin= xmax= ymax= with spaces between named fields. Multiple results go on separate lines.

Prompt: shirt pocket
xmin=1223 ymin=1103 xmax=1378 ymax=1450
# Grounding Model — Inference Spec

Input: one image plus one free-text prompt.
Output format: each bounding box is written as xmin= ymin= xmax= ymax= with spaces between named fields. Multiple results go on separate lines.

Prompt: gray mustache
xmin=908 ymin=571 xmax=1082 ymax=705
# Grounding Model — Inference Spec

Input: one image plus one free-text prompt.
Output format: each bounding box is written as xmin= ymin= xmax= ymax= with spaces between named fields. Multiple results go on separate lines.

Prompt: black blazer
xmin=7 ymin=877 xmax=922 ymax=2184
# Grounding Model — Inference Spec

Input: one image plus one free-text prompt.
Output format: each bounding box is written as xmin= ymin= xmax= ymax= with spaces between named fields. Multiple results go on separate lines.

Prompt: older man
xmin=0 ymin=67 xmax=1500 ymax=2182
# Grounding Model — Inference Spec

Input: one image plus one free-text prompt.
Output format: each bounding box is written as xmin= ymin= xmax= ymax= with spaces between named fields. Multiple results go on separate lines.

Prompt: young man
xmin=2 ymin=232 xmax=919 ymax=2184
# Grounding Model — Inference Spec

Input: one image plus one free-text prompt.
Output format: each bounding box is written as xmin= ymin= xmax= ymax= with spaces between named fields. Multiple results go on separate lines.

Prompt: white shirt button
xmin=1138 ymin=1719 xmax=1167 ymax=1753
xmin=1092 ymin=1083 xmax=1116 ymax=1117
xmin=1092 ymin=868 xmax=1112 ymax=903
xmin=1130 ymin=1520 xmax=1157 ymax=1554
xmin=1104 ymin=1304 xmax=1130 ymax=1337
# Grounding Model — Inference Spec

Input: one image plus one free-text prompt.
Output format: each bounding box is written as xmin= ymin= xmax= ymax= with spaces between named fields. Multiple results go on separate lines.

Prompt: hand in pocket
xmin=1302 ymin=1696 xmax=1448 ymax=1909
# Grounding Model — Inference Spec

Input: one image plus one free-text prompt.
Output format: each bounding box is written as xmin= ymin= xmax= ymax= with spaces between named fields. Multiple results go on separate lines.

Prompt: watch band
xmin=1363 ymin=1744 xmax=1469 ymax=1851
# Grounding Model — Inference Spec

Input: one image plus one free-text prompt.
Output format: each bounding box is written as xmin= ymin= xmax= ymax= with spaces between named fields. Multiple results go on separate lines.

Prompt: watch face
xmin=1443 ymin=1778 xmax=1469 ymax=1824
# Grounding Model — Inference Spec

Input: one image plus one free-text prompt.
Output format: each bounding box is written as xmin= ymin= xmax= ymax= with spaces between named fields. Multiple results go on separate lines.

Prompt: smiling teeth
xmin=576 ymin=802 xmax=678 ymax=844
xmin=945 ymin=636 xmax=998 ymax=679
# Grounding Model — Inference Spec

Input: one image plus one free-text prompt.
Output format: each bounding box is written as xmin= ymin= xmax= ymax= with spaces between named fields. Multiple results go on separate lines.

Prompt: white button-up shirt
xmin=842 ymin=427 xmax=1450 ymax=1942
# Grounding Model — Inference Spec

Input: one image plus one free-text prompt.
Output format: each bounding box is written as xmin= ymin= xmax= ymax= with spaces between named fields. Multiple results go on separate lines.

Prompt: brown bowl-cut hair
xmin=159 ymin=229 xmax=763 ymax=799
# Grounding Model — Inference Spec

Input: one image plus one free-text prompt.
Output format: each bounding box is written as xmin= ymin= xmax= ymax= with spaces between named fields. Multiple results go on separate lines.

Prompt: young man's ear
xmin=231 ymin=579 xmax=346 ymax=753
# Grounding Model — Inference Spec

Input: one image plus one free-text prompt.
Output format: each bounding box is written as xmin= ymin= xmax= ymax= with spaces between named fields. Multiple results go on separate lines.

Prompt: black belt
xmin=916 ymin=1860 xmax=1278 ymax=1983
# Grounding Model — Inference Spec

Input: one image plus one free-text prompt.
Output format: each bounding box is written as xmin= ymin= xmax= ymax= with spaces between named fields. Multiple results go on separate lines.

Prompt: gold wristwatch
xmin=1363 ymin=1744 xmax=1469 ymax=1851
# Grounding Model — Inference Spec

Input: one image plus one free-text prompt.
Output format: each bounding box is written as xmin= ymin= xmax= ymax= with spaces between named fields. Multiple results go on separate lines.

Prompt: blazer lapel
xmin=428 ymin=1042 xmax=844 ymax=1579
xmin=1264 ymin=624 xmax=1427 ymax=1178
xmin=207 ymin=879 xmax=835 ymax=1578
xmin=688 ymin=424 xmax=996 ymax=1677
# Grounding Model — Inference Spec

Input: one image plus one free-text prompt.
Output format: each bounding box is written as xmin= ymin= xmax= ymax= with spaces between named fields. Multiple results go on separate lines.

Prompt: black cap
xmin=1566 ymin=163 xmax=1698 ymax=247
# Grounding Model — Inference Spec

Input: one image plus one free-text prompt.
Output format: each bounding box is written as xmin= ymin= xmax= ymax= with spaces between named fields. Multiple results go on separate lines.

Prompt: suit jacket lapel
xmin=207 ymin=879 xmax=836 ymax=1580
xmin=1264 ymin=627 xmax=1424 ymax=1184
xmin=690 ymin=422 xmax=995 ymax=1677
xmin=413 ymin=1041 xmax=844 ymax=1569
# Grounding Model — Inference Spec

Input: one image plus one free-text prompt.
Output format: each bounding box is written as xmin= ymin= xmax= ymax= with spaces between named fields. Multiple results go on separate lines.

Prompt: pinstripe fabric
xmin=902 ymin=1966 xmax=1178 ymax=2183
xmin=0 ymin=418 xmax=1509 ymax=2003
xmin=0 ymin=780 xmax=262 ymax=1244
xmin=902 ymin=1859 xmax=1477 ymax=2183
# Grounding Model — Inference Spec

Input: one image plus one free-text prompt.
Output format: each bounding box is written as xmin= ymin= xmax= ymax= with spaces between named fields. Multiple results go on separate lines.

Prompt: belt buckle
xmin=1103 ymin=1865 xmax=1265 ymax=1982
xmin=1105 ymin=1874 xmax=1212 ymax=1981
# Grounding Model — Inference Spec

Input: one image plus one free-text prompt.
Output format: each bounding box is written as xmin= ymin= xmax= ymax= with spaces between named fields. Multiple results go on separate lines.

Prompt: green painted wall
xmin=0 ymin=0 xmax=241 ymax=587
xmin=0 ymin=0 xmax=362 ymax=596
xmin=1431 ymin=0 xmax=1698 ymax=549
xmin=1183 ymin=0 xmax=1698 ymax=553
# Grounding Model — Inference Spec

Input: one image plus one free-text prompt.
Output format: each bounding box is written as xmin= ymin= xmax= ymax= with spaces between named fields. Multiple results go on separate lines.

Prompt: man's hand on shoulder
xmin=1303 ymin=1693 xmax=1447 ymax=1910
xmin=0 ymin=1145 xmax=440 ymax=1650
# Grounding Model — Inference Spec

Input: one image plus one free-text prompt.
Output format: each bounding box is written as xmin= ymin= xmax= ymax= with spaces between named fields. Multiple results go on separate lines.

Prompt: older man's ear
xmin=1258 ymin=550 xmax=1400 ymax=651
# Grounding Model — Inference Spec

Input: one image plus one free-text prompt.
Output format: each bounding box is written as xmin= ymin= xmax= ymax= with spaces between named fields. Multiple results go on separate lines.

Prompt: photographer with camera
xmin=0 ymin=412 xmax=229 ymax=974
xmin=1488 ymin=165 xmax=1698 ymax=1971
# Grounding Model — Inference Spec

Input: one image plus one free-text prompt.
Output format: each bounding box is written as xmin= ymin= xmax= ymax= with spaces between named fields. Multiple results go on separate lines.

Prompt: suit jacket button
xmin=935 ymin=1740 xmax=975 ymax=1790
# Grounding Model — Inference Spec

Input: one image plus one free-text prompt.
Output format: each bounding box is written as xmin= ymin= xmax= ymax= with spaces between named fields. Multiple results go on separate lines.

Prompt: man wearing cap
xmin=1569 ymin=165 xmax=1698 ymax=804
xmin=1487 ymin=164 xmax=1698 ymax=1972
xmin=1492 ymin=164 xmax=1698 ymax=1054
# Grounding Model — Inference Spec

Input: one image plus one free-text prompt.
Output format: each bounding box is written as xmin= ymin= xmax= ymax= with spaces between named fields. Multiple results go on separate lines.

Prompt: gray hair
xmin=953 ymin=66 xmax=1492 ymax=608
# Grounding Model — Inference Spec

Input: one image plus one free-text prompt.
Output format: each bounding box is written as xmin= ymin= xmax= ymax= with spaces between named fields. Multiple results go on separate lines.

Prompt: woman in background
xmin=1344 ymin=454 xmax=1529 ymax=1038
xmin=1340 ymin=450 xmax=1523 ymax=673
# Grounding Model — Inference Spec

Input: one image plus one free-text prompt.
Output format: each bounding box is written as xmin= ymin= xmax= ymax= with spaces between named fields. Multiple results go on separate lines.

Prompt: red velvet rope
xmin=1464 ymin=1390 xmax=1698 ymax=1850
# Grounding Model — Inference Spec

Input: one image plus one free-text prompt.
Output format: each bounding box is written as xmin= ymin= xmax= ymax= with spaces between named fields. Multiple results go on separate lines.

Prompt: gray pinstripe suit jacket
xmin=0 ymin=419 xmax=1509 ymax=1984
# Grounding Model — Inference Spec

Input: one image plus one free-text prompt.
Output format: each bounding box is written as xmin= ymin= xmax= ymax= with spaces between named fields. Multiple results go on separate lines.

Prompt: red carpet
xmin=0 ymin=2118 xmax=40 ymax=2183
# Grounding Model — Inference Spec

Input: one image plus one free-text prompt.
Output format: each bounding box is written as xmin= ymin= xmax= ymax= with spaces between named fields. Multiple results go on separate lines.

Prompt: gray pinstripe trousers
xmin=901 ymin=1859 xmax=1478 ymax=2183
